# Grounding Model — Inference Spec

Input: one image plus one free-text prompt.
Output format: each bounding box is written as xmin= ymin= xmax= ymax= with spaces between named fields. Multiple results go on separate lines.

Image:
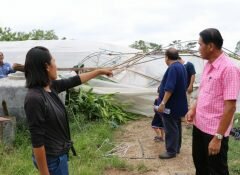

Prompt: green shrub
xmin=67 ymin=88 xmax=138 ymax=127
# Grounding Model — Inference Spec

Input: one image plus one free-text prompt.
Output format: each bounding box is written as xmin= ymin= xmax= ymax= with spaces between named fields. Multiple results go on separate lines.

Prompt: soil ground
xmin=105 ymin=117 xmax=195 ymax=175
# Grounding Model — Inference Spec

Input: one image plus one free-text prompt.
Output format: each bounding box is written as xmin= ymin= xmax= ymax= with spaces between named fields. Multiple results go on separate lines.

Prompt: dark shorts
xmin=151 ymin=112 xmax=163 ymax=128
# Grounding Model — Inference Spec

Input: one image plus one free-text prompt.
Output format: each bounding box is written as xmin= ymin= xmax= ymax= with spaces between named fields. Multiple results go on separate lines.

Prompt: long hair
xmin=24 ymin=46 xmax=52 ymax=88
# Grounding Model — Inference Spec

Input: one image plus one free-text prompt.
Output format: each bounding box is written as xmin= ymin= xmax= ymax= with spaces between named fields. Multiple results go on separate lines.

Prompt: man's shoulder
xmin=174 ymin=62 xmax=186 ymax=69
xmin=171 ymin=62 xmax=184 ymax=68
xmin=219 ymin=55 xmax=238 ymax=70
xmin=168 ymin=62 xmax=185 ymax=74
xmin=224 ymin=56 xmax=235 ymax=64
xmin=185 ymin=61 xmax=194 ymax=67
xmin=3 ymin=62 xmax=11 ymax=66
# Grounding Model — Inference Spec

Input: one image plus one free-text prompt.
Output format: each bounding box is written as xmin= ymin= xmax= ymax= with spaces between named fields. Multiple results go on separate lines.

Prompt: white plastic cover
xmin=0 ymin=40 xmax=239 ymax=116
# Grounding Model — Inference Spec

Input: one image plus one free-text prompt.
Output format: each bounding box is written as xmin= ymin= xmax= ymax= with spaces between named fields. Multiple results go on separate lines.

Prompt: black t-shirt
xmin=24 ymin=75 xmax=81 ymax=156
xmin=184 ymin=62 xmax=196 ymax=87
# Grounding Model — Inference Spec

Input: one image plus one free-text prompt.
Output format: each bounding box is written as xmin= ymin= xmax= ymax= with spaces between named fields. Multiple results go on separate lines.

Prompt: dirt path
xmin=105 ymin=117 xmax=195 ymax=175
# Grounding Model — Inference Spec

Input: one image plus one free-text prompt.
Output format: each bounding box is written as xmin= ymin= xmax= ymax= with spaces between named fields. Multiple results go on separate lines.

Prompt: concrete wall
xmin=0 ymin=77 xmax=27 ymax=121
xmin=0 ymin=116 xmax=16 ymax=146
xmin=0 ymin=76 xmax=66 ymax=122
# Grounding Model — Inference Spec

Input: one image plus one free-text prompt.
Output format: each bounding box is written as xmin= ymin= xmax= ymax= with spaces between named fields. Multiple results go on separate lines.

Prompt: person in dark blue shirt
xmin=156 ymin=48 xmax=188 ymax=159
xmin=178 ymin=57 xmax=196 ymax=107
xmin=0 ymin=51 xmax=16 ymax=78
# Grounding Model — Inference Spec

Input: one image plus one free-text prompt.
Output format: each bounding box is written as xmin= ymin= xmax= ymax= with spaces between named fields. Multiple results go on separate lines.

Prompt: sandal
xmin=154 ymin=136 xmax=164 ymax=142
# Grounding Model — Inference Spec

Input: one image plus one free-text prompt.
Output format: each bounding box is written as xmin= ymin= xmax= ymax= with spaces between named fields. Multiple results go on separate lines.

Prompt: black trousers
xmin=192 ymin=126 xmax=229 ymax=175
xmin=162 ymin=115 xmax=182 ymax=155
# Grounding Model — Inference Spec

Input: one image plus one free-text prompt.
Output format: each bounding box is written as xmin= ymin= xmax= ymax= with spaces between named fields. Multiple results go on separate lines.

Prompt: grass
xmin=228 ymin=113 xmax=240 ymax=175
xmin=0 ymin=113 xmax=239 ymax=174
xmin=0 ymin=120 xmax=131 ymax=175
xmin=229 ymin=138 xmax=240 ymax=175
xmin=0 ymin=89 xmax=138 ymax=175
xmin=68 ymin=120 xmax=131 ymax=175
xmin=0 ymin=124 xmax=38 ymax=175
xmin=136 ymin=162 xmax=151 ymax=173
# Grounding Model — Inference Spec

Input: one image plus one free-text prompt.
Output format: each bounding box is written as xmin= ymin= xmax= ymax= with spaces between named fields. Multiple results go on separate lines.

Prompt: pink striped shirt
xmin=194 ymin=53 xmax=240 ymax=136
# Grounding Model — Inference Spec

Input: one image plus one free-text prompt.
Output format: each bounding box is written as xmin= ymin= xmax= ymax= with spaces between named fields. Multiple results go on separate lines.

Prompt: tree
xmin=30 ymin=29 xmax=58 ymax=40
xmin=169 ymin=40 xmax=197 ymax=53
xmin=185 ymin=42 xmax=197 ymax=50
xmin=149 ymin=42 xmax=162 ymax=51
xmin=130 ymin=40 xmax=162 ymax=53
xmin=0 ymin=27 xmax=17 ymax=41
xmin=169 ymin=40 xmax=182 ymax=50
xmin=0 ymin=27 xmax=62 ymax=41
xmin=130 ymin=40 xmax=148 ymax=52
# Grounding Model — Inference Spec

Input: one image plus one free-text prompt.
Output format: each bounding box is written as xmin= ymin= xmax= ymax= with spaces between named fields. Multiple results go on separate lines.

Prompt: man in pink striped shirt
xmin=186 ymin=28 xmax=240 ymax=175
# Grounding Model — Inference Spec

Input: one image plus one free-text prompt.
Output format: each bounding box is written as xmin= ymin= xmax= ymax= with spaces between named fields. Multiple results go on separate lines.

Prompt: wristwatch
xmin=215 ymin=133 xmax=223 ymax=140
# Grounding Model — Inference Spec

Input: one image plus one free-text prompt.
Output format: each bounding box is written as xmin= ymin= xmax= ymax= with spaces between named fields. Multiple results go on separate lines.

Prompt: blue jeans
xmin=33 ymin=154 xmax=69 ymax=175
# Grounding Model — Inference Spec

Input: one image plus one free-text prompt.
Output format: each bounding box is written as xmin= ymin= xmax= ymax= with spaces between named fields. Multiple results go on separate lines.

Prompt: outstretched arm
xmin=51 ymin=68 xmax=113 ymax=93
xmin=12 ymin=63 xmax=24 ymax=72
xmin=79 ymin=68 xmax=113 ymax=83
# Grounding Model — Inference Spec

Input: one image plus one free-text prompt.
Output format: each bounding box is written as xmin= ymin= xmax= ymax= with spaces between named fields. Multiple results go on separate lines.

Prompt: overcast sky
xmin=1 ymin=0 xmax=239 ymax=50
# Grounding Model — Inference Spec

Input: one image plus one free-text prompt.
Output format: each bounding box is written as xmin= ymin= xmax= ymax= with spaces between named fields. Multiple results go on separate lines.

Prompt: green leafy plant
xmin=234 ymin=113 xmax=240 ymax=127
xmin=67 ymin=88 xmax=138 ymax=127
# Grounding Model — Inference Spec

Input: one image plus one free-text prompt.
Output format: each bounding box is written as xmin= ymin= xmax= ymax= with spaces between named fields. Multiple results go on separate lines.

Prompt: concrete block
xmin=0 ymin=77 xmax=66 ymax=121
xmin=0 ymin=116 xmax=16 ymax=146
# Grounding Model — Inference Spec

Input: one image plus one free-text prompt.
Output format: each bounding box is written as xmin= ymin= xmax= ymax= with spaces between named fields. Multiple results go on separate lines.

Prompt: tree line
xmin=0 ymin=27 xmax=65 ymax=41
xmin=130 ymin=40 xmax=240 ymax=54
xmin=1 ymin=27 xmax=239 ymax=54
